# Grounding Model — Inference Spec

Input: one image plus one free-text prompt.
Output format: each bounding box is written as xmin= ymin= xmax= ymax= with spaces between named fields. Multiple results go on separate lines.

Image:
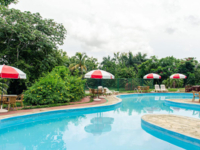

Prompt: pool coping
xmin=0 ymin=95 xmax=122 ymax=120
xmin=141 ymin=114 xmax=200 ymax=147
xmin=165 ymin=99 xmax=200 ymax=110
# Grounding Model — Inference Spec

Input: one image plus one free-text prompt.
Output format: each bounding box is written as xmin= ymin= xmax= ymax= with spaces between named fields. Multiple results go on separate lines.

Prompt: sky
xmin=10 ymin=0 xmax=200 ymax=62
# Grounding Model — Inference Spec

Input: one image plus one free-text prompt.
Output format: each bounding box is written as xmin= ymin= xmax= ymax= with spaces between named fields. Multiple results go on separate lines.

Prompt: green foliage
xmin=24 ymin=66 xmax=85 ymax=105
xmin=162 ymin=79 xmax=183 ymax=88
xmin=69 ymin=52 xmax=87 ymax=76
xmin=0 ymin=78 xmax=8 ymax=94
xmin=85 ymin=57 xmax=98 ymax=71
xmin=0 ymin=7 xmax=67 ymax=94
xmin=144 ymin=80 xmax=153 ymax=87
xmin=115 ymin=67 xmax=136 ymax=78
xmin=0 ymin=0 xmax=18 ymax=6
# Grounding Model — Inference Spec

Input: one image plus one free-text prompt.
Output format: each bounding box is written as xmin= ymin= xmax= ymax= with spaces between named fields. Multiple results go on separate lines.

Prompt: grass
xmin=168 ymin=88 xmax=185 ymax=92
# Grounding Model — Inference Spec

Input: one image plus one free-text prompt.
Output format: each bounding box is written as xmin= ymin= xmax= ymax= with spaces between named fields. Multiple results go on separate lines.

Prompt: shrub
xmin=24 ymin=66 xmax=85 ymax=105
xmin=162 ymin=79 xmax=183 ymax=88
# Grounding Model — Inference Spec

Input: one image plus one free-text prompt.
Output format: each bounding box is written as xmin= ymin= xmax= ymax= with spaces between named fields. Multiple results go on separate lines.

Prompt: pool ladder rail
xmin=134 ymin=88 xmax=142 ymax=93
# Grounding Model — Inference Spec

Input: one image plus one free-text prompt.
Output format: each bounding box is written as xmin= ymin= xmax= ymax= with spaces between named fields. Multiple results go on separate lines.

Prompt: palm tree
xmin=135 ymin=52 xmax=147 ymax=63
xmin=69 ymin=52 xmax=87 ymax=77
xmin=126 ymin=52 xmax=135 ymax=67
xmin=0 ymin=79 xmax=8 ymax=95
xmin=101 ymin=56 xmax=115 ymax=66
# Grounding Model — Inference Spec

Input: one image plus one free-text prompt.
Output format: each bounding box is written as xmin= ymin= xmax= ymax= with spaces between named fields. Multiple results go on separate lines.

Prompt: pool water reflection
xmin=0 ymin=93 xmax=199 ymax=150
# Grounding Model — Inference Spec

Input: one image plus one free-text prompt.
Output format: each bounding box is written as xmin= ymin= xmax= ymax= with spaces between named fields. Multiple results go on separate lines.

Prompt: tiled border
xmin=165 ymin=99 xmax=200 ymax=111
xmin=0 ymin=96 xmax=122 ymax=128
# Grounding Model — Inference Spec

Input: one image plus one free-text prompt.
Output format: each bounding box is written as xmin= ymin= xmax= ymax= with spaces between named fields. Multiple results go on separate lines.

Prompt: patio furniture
xmin=154 ymin=84 xmax=161 ymax=92
xmin=96 ymin=89 xmax=103 ymax=96
xmin=3 ymin=96 xmax=18 ymax=111
xmin=138 ymin=86 xmax=149 ymax=93
xmin=91 ymin=89 xmax=96 ymax=97
xmin=0 ymin=96 xmax=7 ymax=104
xmin=0 ymin=65 xmax=26 ymax=113
xmin=160 ymin=85 xmax=168 ymax=92
xmin=114 ymin=91 xmax=119 ymax=95
xmin=103 ymin=89 xmax=108 ymax=97
xmin=185 ymin=85 xmax=192 ymax=92
xmin=84 ymin=69 xmax=115 ymax=101
xmin=192 ymin=86 xmax=200 ymax=92
xmin=104 ymin=87 xmax=113 ymax=95
xmin=16 ymin=94 xmax=24 ymax=107
xmin=89 ymin=88 xmax=93 ymax=94
xmin=192 ymin=91 xmax=200 ymax=102
xmin=98 ymin=86 xmax=103 ymax=93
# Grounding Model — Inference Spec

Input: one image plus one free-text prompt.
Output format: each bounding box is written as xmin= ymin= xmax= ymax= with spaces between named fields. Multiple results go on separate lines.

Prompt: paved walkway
xmin=0 ymin=95 xmax=121 ymax=119
xmin=142 ymin=114 xmax=200 ymax=140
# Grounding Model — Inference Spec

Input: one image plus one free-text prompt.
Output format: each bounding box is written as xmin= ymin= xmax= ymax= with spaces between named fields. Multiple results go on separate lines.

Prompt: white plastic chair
xmin=154 ymin=84 xmax=161 ymax=92
xmin=98 ymin=86 xmax=103 ymax=92
xmin=104 ymin=87 xmax=113 ymax=95
xmin=160 ymin=85 xmax=168 ymax=92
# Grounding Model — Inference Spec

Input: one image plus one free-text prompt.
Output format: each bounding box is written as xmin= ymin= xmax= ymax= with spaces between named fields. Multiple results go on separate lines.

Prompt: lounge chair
xmin=154 ymin=84 xmax=161 ymax=92
xmin=104 ymin=87 xmax=113 ymax=95
xmin=160 ymin=85 xmax=168 ymax=92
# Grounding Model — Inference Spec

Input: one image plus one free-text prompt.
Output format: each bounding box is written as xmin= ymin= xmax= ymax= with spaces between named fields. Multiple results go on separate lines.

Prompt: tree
xmin=85 ymin=57 xmax=98 ymax=71
xmin=0 ymin=0 xmax=18 ymax=6
xmin=135 ymin=52 xmax=147 ymax=63
xmin=0 ymin=7 xmax=67 ymax=94
xmin=0 ymin=79 xmax=8 ymax=94
xmin=69 ymin=52 xmax=87 ymax=77
xmin=100 ymin=55 xmax=116 ymax=75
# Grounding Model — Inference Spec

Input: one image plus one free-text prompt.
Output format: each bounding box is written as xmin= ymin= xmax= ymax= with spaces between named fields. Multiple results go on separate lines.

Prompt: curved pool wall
xmin=141 ymin=118 xmax=200 ymax=150
xmin=0 ymin=100 xmax=122 ymax=130
xmin=117 ymin=93 xmax=194 ymax=99
xmin=1 ymin=93 xmax=200 ymax=150
xmin=165 ymin=100 xmax=200 ymax=111
xmin=1 ymin=93 xmax=194 ymax=130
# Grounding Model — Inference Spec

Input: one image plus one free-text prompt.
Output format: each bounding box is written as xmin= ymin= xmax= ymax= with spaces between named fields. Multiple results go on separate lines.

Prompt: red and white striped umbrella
xmin=143 ymin=73 xmax=161 ymax=79
xmin=170 ymin=73 xmax=187 ymax=79
xmin=0 ymin=65 xmax=26 ymax=79
xmin=84 ymin=69 xmax=114 ymax=79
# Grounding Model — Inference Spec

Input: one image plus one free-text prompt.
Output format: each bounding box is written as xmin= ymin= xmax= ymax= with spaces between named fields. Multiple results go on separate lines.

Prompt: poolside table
xmin=192 ymin=86 xmax=200 ymax=92
xmin=1 ymin=95 xmax=17 ymax=110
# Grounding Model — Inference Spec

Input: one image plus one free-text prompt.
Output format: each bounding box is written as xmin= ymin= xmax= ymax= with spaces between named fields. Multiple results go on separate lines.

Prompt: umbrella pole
xmin=1 ymin=79 xmax=3 ymax=109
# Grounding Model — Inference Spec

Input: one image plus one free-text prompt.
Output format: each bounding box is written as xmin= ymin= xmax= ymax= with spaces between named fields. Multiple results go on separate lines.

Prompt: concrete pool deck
xmin=142 ymin=114 xmax=200 ymax=140
xmin=0 ymin=95 xmax=121 ymax=120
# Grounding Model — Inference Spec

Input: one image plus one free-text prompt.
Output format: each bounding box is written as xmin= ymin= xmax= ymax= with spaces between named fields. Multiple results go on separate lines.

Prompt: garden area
xmin=1 ymin=0 xmax=200 ymax=112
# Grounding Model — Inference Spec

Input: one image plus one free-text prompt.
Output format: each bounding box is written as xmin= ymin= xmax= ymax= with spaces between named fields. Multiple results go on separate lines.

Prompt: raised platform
xmin=141 ymin=114 xmax=200 ymax=149
xmin=165 ymin=99 xmax=200 ymax=110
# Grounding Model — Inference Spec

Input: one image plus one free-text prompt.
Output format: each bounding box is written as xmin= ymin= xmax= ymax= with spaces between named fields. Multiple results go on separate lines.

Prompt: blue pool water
xmin=0 ymin=93 xmax=200 ymax=150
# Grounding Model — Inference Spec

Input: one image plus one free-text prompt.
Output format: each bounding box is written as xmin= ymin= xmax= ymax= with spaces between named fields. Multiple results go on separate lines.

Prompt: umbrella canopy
xmin=84 ymin=69 xmax=114 ymax=79
xmin=0 ymin=65 xmax=26 ymax=79
xmin=0 ymin=65 xmax=26 ymax=112
xmin=170 ymin=73 xmax=187 ymax=79
xmin=143 ymin=73 xmax=161 ymax=79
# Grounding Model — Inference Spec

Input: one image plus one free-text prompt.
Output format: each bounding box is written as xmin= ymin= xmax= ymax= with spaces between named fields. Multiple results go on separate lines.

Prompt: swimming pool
xmin=0 ymin=93 xmax=199 ymax=150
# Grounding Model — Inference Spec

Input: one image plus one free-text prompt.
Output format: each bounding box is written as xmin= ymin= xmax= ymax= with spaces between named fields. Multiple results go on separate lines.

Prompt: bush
xmin=162 ymin=79 xmax=183 ymax=88
xmin=24 ymin=66 xmax=85 ymax=105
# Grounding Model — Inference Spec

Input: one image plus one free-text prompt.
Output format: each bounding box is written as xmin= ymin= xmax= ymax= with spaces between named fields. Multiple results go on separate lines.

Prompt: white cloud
xmin=10 ymin=0 xmax=200 ymax=61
